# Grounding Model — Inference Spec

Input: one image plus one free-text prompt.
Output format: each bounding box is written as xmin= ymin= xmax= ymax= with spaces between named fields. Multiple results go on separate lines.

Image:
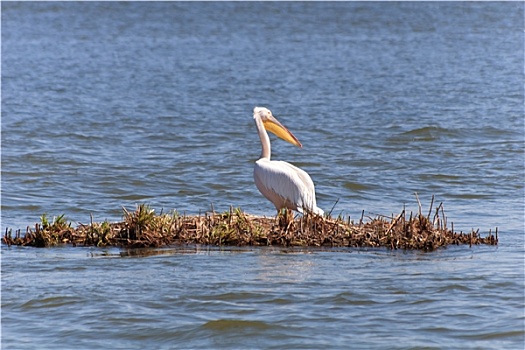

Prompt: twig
xmin=441 ymin=204 xmax=447 ymax=231
xmin=386 ymin=210 xmax=404 ymax=235
xmin=327 ymin=198 xmax=339 ymax=217
xmin=427 ymin=195 xmax=435 ymax=221
xmin=414 ymin=192 xmax=422 ymax=216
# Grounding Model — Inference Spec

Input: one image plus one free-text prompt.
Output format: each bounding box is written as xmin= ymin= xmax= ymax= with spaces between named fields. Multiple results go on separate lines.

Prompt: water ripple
xmin=2 ymin=2 xmax=524 ymax=349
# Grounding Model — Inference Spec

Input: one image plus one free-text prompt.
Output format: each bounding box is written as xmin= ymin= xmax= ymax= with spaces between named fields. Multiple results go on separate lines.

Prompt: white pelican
xmin=252 ymin=107 xmax=324 ymax=216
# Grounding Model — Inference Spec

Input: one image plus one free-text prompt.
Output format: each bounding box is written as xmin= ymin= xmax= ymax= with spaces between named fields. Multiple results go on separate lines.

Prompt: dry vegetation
xmin=3 ymin=197 xmax=498 ymax=251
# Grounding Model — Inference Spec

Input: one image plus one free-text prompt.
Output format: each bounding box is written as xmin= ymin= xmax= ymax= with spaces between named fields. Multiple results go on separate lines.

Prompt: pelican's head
xmin=253 ymin=107 xmax=302 ymax=148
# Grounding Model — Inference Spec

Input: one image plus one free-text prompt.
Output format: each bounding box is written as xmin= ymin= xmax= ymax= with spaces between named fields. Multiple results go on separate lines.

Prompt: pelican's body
xmin=252 ymin=107 xmax=323 ymax=215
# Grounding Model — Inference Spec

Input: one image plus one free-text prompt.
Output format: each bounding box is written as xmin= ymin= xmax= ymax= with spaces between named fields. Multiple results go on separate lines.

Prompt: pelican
xmin=252 ymin=107 xmax=324 ymax=216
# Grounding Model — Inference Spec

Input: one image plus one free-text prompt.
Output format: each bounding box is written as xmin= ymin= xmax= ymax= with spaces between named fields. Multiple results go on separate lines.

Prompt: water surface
xmin=2 ymin=2 xmax=524 ymax=349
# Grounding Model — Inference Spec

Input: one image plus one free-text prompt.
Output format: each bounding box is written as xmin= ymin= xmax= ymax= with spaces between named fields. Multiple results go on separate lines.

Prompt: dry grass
xmin=3 ymin=199 xmax=498 ymax=251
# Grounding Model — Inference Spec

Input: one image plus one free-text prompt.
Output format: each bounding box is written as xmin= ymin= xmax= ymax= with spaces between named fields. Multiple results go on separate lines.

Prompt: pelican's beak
xmin=263 ymin=115 xmax=303 ymax=148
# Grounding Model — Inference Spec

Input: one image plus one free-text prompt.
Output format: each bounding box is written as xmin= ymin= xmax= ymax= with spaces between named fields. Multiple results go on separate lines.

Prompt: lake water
xmin=2 ymin=2 xmax=524 ymax=349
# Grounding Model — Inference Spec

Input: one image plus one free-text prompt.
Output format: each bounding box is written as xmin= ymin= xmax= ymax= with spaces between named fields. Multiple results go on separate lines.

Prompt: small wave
xmin=21 ymin=295 xmax=83 ymax=310
xmin=202 ymin=319 xmax=273 ymax=331
xmin=445 ymin=193 xmax=493 ymax=200
xmin=456 ymin=329 xmax=525 ymax=341
xmin=388 ymin=125 xmax=461 ymax=143
xmin=436 ymin=284 xmax=472 ymax=293
xmin=343 ymin=181 xmax=375 ymax=192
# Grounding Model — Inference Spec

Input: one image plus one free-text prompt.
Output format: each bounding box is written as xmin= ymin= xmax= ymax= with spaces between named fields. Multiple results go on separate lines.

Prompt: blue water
xmin=2 ymin=2 xmax=524 ymax=349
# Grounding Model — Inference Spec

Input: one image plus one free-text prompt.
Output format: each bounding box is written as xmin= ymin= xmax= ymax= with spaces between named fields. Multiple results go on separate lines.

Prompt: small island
xmin=3 ymin=197 xmax=498 ymax=251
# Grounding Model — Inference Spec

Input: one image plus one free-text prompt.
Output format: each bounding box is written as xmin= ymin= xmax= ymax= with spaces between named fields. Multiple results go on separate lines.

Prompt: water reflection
xmin=255 ymin=251 xmax=316 ymax=284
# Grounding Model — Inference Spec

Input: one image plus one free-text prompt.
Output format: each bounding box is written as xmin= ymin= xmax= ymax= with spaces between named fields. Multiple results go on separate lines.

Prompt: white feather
xmin=254 ymin=159 xmax=324 ymax=215
xmin=252 ymin=106 xmax=324 ymax=216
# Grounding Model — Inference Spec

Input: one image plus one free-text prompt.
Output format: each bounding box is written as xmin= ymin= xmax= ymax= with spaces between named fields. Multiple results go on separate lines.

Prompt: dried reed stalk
xmin=2 ymin=201 xmax=498 ymax=251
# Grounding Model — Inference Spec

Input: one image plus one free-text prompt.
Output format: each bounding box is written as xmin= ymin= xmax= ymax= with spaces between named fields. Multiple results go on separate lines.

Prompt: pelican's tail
xmin=313 ymin=206 xmax=324 ymax=216
xmin=299 ymin=205 xmax=324 ymax=216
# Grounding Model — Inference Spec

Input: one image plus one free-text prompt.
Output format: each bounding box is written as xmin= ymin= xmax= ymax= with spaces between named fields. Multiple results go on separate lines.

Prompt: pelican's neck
xmin=254 ymin=115 xmax=271 ymax=160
